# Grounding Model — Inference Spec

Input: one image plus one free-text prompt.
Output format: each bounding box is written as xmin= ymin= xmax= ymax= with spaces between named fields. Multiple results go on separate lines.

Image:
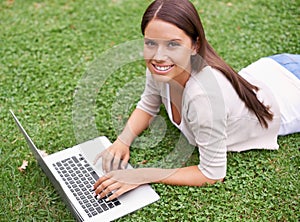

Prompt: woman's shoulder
xmin=189 ymin=66 xmax=230 ymax=85
xmin=186 ymin=66 xmax=233 ymax=97
xmin=184 ymin=66 xmax=228 ymax=108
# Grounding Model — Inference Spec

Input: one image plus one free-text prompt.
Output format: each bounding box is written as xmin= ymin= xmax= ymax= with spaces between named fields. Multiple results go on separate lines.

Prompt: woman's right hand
xmin=93 ymin=109 xmax=153 ymax=172
xmin=93 ymin=138 xmax=130 ymax=173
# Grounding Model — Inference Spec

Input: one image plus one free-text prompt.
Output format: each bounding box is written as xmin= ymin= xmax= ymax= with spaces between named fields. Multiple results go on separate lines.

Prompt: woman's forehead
xmin=144 ymin=19 xmax=189 ymax=41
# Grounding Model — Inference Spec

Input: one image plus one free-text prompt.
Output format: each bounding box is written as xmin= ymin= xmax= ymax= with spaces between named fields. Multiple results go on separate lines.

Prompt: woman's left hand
xmin=93 ymin=167 xmax=180 ymax=200
xmin=93 ymin=169 xmax=145 ymax=201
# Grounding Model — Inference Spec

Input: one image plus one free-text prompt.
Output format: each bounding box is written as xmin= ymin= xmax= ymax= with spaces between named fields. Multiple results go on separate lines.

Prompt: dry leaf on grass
xmin=138 ymin=160 xmax=148 ymax=165
xmin=39 ymin=149 xmax=49 ymax=157
xmin=18 ymin=160 xmax=28 ymax=172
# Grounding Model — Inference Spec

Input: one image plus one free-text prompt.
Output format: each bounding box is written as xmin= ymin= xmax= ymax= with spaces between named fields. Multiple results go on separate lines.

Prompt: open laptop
xmin=10 ymin=110 xmax=160 ymax=221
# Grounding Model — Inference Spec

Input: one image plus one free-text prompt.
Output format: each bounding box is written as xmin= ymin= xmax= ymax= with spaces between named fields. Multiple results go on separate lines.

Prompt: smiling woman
xmin=143 ymin=20 xmax=195 ymax=85
xmin=91 ymin=0 xmax=300 ymax=202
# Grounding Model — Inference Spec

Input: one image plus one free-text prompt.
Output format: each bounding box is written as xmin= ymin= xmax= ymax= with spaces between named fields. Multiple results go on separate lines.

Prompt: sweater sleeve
xmin=185 ymin=69 xmax=228 ymax=180
xmin=136 ymin=69 xmax=162 ymax=116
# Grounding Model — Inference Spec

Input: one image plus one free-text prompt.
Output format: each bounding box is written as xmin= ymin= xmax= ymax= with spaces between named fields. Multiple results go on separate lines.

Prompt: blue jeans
xmin=269 ymin=54 xmax=300 ymax=80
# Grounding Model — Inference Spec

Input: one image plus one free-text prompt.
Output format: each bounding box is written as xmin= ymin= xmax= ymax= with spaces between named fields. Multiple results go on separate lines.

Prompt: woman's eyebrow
xmin=168 ymin=38 xmax=182 ymax=42
xmin=144 ymin=38 xmax=154 ymax=41
xmin=144 ymin=37 xmax=182 ymax=42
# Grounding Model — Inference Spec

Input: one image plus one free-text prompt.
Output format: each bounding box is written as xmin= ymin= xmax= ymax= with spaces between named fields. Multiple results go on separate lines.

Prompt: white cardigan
xmin=136 ymin=63 xmax=284 ymax=180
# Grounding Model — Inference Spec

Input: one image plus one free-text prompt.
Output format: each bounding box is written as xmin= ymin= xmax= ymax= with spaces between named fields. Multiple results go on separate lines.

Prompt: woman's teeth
xmin=154 ymin=65 xmax=173 ymax=71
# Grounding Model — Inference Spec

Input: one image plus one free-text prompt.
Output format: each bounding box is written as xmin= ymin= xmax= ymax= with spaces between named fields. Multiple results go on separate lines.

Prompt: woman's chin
xmin=151 ymin=73 xmax=172 ymax=82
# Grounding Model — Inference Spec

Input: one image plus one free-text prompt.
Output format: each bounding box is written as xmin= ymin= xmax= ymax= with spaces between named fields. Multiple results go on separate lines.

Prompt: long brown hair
xmin=141 ymin=0 xmax=273 ymax=128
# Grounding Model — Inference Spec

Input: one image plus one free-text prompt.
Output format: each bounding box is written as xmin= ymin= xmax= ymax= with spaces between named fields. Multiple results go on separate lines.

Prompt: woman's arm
xmin=157 ymin=166 xmax=223 ymax=186
xmin=93 ymin=166 xmax=223 ymax=201
xmin=117 ymin=108 xmax=154 ymax=146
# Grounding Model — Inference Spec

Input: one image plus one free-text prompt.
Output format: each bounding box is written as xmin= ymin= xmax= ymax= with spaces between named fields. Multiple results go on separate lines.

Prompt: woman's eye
xmin=145 ymin=40 xmax=157 ymax=47
xmin=168 ymin=41 xmax=180 ymax=47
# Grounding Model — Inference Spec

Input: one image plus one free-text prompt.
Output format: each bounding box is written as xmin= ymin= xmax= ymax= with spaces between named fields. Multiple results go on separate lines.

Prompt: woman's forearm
xmin=134 ymin=166 xmax=222 ymax=187
xmin=118 ymin=108 xmax=154 ymax=146
xmin=157 ymin=166 xmax=222 ymax=186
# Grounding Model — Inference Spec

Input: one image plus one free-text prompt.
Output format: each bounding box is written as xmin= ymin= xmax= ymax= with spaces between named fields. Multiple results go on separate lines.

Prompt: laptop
xmin=10 ymin=110 xmax=160 ymax=222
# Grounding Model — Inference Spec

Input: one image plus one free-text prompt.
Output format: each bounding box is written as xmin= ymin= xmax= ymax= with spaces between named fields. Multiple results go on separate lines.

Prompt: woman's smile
xmin=152 ymin=63 xmax=175 ymax=74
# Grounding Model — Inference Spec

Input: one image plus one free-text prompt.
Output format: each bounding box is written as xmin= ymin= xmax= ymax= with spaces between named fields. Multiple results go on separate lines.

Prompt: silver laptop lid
xmin=10 ymin=110 xmax=83 ymax=221
xmin=10 ymin=110 xmax=44 ymax=162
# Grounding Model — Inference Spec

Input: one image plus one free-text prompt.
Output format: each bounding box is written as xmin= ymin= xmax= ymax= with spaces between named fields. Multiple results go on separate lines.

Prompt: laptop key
xmin=87 ymin=167 xmax=93 ymax=171
xmin=101 ymin=203 xmax=109 ymax=211
xmin=96 ymin=207 xmax=103 ymax=213
xmin=107 ymin=202 xmax=114 ymax=209
xmin=88 ymin=207 xmax=94 ymax=212
xmin=114 ymin=200 xmax=121 ymax=206
xmin=72 ymin=156 xmax=79 ymax=163
xmin=90 ymin=198 xmax=96 ymax=204
xmin=91 ymin=171 xmax=99 ymax=181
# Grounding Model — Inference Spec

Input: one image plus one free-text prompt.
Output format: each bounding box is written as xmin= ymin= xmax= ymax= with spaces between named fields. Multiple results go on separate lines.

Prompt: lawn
xmin=0 ymin=0 xmax=299 ymax=221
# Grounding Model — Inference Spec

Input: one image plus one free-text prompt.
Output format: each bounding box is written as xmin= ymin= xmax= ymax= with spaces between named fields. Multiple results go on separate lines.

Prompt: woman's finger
xmin=112 ymin=153 xmax=122 ymax=170
xmin=120 ymin=154 xmax=129 ymax=169
xmin=106 ymin=183 xmax=139 ymax=201
xmin=106 ymin=188 xmax=122 ymax=201
xmin=97 ymin=181 xmax=121 ymax=199
xmin=102 ymin=150 xmax=114 ymax=173
xmin=93 ymin=150 xmax=105 ymax=165
xmin=93 ymin=174 xmax=111 ymax=191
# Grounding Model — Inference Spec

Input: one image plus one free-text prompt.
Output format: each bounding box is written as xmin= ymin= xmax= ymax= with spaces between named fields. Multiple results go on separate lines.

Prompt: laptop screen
xmin=10 ymin=110 xmax=45 ymax=165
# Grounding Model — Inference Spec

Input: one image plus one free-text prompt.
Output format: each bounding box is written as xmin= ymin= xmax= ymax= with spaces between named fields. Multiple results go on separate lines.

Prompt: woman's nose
xmin=153 ymin=46 xmax=168 ymax=61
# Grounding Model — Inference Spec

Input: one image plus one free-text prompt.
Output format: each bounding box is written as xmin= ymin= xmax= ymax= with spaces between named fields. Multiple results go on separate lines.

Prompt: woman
xmin=93 ymin=0 xmax=300 ymax=201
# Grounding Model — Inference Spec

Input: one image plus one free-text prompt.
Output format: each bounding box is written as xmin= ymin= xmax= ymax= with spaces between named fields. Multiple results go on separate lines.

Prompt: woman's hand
xmin=93 ymin=138 xmax=130 ymax=173
xmin=93 ymin=169 xmax=143 ymax=201
xmin=93 ymin=109 xmax=154 ymax=172
xmin=93 ymin=168 xmax=177 ymax=200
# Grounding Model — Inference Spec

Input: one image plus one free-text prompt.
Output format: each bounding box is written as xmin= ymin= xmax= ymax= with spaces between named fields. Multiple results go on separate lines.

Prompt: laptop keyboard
xmin=53 ymin=154 xmax=121 ymax=218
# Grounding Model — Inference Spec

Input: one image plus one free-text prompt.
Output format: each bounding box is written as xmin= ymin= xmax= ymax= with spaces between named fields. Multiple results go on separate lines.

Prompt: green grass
xmin=1 ymin=0 xmax=299 ymax=221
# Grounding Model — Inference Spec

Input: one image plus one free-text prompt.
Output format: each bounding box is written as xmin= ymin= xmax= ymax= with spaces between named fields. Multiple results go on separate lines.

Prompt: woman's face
xmin=143 ymin=19 xmax=196 ymax=86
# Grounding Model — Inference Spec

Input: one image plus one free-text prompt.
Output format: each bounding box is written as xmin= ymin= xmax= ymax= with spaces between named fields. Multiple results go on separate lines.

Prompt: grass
xmin=0 ymin=0 xmax=299 ymax=221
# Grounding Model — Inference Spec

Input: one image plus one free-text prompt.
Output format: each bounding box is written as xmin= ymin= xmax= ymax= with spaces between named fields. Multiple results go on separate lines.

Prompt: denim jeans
xmin=269 ymin=54 xmax=300 ymax=80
